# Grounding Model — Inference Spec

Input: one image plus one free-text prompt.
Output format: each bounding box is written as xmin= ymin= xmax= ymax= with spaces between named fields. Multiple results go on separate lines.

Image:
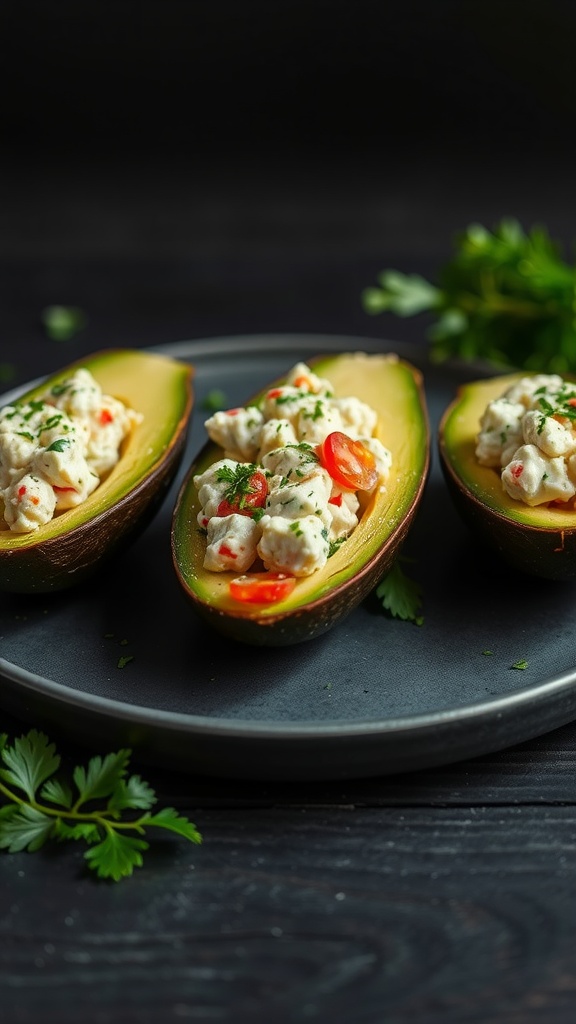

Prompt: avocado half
xmin=0 ymin=348 xmax=193 ymax=593
xmin=171 ymin=351 xmax=430 ymax=646
xmin=439 ymin=371 xmax=576 ymax=580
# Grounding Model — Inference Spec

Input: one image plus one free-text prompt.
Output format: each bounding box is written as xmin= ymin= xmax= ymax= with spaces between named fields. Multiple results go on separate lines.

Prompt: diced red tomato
xmin=229 ymin=572 xmax=296 ymax=604
xmin=318 ymin=432 xmax=379 ymax=492
xmin=217 ymin=470 xmax=268 ymax=517
xmin=218 ymin=544 xmax=237 ymax=559
xmin=99 ymin=409 xmax=114 ymax=425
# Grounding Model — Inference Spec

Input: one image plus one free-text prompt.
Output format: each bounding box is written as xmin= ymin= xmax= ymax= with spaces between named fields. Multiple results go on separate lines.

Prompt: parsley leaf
xmin=375 ymin=559 xmax=424 ymax=625
xmin=45 ymin=437 xmax=71 ymax=453
xmin=0 ymin=730 xmax=202 ymax=880
xmin=363 ymin=218 xmax=576 ymax=374
xmin=0 ymin=730 xmax=60 ymax=801
xmin=216 ymin=463 xmax=265 ymax=510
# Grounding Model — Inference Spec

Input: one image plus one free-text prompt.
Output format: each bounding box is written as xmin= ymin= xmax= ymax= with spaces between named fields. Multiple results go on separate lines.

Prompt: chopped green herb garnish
xmin=202 ymin=389 xmax=228 ymax=412
xmin=0 ymin=730 xmax=202 ymax=881
xmin=512 ymin=659 xmax=529 ymax=670
xmin=23 ymin=400 xmax=46 ymax=421
xmin=216 ymin=463 xmax=264 ymax=510
xmin=45 ymin=437 xmax=71 ymax=453
xmin=50 ymin=382 xmax=72 ymax=397
xmin=301 ymin=399 xmax=325 ymax=422
xmin=38 ymin=414 xmax=64 ymax=433
xmin=328 ymin=537 xmax=346 ymax=557
xmin=117 ymin=655 xmax=134 ymax=669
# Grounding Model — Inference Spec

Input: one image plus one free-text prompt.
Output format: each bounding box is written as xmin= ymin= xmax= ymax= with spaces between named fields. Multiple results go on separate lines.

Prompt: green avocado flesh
xmin=171 ymin=351 xmax=430 ymax=646
xmin=439 ymin=372 xmax=576 ymax=580
xmin=0 ymin=348 xmax=193 ymax=592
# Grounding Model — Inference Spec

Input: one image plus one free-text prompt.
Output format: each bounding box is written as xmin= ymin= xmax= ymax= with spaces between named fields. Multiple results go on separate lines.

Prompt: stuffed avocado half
xmin=439 ymin=370 xmax=576 ymax=580
xmin=171 ymin=351 xmax=430 ymax=646
xmin=0 ymin=348 xmax=193 ymax=593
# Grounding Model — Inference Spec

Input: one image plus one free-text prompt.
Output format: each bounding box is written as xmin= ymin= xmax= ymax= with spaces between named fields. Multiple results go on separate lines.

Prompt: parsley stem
xmin=0 ymin=780 xmax=148 ymax=830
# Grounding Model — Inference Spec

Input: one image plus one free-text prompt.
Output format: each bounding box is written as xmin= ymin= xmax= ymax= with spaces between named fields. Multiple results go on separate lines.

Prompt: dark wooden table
xmin=2 ymin=145 xmax=576 ymax=1023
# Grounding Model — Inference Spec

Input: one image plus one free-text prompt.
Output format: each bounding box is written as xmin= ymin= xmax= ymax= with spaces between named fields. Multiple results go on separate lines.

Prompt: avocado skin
xmin=439 ymin=375 xmax=576 ymax=582
xmin=185 ymin=498 xmax=422 ymax=646
xmin=1 ymin=435 xmax=187 ymax=593
xmin=439 ymin=452 xmax=576 ymax=581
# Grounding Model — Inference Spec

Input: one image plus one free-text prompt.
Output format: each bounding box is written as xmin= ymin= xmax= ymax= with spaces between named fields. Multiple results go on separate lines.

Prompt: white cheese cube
xmin=261 ymin=386 xmax=318 ymax=426
xmin=261 ymin=442 xmax=320 ymax=482
xmin=193 ymin=459 xmax=241 ymax=516
xmin=295 ymin=397 xmax=343 ymax=445
xmin=3 ymin=473 xmax=57 ymax=532
xmin=257 ymin=514 xmax=330 ymax=576
xmin=265 ymin=469 xmax=332 ymax=526
xmin=503 ymin=374 xmax=564 ymax=409
xmin=31 ymin=435 xmax=99 ymax=508
xmin=86 ymin=396 xmax=143 ymax=475
xmin=332 ymin=396 xmax=378 ymax=439
xmin=257 ymin=419 xmax=298 ymax=460
xmin=204 ymin=513 xmax=261 ymax=572
xmin=501 ymin=444 xmax=576 ymax=506
xmin=327 ymin=488 xmax=359 ymax=539
xmin=284 ymin=362 xmax=334 ymax=397
xmin=522 ymin=409 xmax=576 ymax=458
xmin=204 ymin=407 xmax=264 ymax=461
xmin=475 ymin=398 xmax=525 ymax=468
xmin=48 ymin=368 xmax=103 ymax=418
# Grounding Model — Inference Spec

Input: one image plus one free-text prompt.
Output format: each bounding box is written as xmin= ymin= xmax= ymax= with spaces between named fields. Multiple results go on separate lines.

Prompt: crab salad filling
xmin=193 ymin=361 xmax=392 ymax=594
xmin=476 ymin=373 xmax=576 ymax=507
xmin=0 ymin=368 xmax=143 ymax=533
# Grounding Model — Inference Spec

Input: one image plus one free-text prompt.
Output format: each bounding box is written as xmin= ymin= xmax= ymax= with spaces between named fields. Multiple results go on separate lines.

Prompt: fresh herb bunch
xmin=362 ymin=218 xmax=576 ymax=374
xmin=0 ymin=730 xmax=202 ymax=881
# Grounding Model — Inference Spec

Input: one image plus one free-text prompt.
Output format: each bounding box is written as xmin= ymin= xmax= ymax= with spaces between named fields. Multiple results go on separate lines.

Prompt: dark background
xmin=2 ymin=0 xmax=576 ymax=381
xmin=3 ymin=8 xmax=576 ymax=1022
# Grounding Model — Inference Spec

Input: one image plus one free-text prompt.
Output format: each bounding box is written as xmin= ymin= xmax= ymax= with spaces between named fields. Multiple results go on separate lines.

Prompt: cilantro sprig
xmin=363 ymin=218 xmax=576 ymax=374
xmin=375 ymin=559 xmax=424 ymax=625
xmin=0 ymin=730 xmax=202 ymax=881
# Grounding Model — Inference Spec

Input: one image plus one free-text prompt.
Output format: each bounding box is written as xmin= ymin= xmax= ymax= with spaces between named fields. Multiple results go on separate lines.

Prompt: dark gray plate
xmin=2 ymin=334 xmax=576 ymax=781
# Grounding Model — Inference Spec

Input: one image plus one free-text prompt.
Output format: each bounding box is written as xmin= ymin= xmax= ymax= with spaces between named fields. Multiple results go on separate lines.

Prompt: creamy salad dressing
xmin=0 ymin=368 xmax=142 ymax=533
xmin=476 ymin=373 xmax=576 ymax=507
xmin=194 ymin=361 xmax=392 ymax=579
